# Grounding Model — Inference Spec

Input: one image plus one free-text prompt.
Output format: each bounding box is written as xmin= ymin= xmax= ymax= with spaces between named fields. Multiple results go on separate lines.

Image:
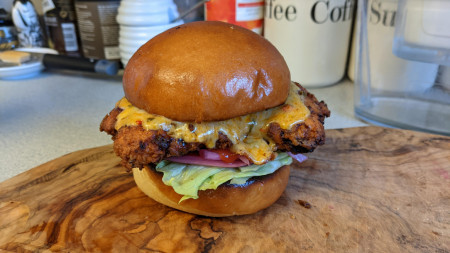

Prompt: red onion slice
xmin=199 ymin=149 xmax=251 ymax=165
xmin=288 ymin=152 xmax=308 ymax=163
xmin=166 ymin=155 xmax=247 ymax=168
xmin=238 ymin=156 xmax=251 ymax=165
xmin=199 ymin=149 xmax=222 ymax=160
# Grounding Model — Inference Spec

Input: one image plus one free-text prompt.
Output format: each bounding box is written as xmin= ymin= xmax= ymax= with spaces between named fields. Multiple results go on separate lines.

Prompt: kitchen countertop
xmin=0 ymin=71 xmax=367 ymax=183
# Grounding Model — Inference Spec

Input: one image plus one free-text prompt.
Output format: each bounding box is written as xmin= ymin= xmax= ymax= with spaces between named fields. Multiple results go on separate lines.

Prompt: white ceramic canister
xmin=264 ymin=0 xmax=355 ymax=87
xmin=118 ymin=21 xmax=183 ymax=66
xmin=116 ymin=0 xmax=179 ymax=26
xmin=116 ymin=0 xmax=182 ymax=66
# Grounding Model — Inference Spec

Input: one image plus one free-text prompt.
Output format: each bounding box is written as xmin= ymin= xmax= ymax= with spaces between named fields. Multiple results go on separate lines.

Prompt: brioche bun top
xmin=123 ymin=21 xmax=291 ymax=122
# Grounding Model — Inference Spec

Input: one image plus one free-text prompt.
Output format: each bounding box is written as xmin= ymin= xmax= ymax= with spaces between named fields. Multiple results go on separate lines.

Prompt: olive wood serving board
xmin=0 ymin=126 xmax=449 ymax=252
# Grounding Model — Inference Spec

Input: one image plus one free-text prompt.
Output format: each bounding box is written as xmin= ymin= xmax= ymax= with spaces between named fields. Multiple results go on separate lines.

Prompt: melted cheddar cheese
xmin=115 ymin=82 xmax=310 ymax=164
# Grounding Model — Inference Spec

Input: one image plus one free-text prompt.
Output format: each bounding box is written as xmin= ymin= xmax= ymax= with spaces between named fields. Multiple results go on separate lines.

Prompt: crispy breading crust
xmin=100 ymin=82 xmax=329 ymax=170
xmin=266 ymin=83 xmax=330 ymax=153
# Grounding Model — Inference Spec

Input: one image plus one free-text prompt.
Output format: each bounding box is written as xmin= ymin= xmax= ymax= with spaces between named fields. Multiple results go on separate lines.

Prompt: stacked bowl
xmin=117 ymin=0 xmax=184 ymax=66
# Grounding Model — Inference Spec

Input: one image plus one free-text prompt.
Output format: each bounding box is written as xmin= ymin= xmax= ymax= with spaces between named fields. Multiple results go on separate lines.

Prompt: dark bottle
xmin=43 ymin=0 xmax=82 ymax=57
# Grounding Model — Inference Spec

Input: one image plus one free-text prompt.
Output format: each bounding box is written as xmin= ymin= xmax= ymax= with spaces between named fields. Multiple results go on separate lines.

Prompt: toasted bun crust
xmin=133 ymin=165 xmax=290 ymax=217
xmin=123 ymin=21 xmax=291 ymax=122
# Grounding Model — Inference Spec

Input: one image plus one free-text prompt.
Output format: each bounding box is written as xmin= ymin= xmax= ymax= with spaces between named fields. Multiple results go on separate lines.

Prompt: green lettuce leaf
xmin=155 ymin=153 xmax=292 ymax=202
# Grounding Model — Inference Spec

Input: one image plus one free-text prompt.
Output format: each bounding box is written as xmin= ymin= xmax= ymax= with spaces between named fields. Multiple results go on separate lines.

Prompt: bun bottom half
xmin=132 ymin=165 xmax=290 ymax=217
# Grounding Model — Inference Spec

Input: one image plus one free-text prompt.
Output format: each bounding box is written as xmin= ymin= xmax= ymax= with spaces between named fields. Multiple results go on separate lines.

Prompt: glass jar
xmin=354 ymin=0 xmax=450 ymax=136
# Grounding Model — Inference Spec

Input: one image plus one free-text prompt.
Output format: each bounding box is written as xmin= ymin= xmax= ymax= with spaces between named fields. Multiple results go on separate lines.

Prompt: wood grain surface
xmin=0 ymin=126 xmax=449 ymax=252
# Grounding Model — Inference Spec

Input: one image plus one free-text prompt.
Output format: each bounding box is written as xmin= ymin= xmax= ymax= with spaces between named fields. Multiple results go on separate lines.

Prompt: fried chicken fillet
xmin=100 ymin=82 xmax=330 ymax=171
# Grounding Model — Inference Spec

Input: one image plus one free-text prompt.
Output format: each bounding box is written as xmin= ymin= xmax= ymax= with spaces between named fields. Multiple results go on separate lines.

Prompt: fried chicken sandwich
xmin=100 ymin=21 xmax=330 ymax=217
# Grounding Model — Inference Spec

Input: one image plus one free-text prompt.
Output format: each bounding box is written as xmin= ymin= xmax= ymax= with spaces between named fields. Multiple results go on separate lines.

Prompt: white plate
xmin=0 ymin=48 xmax=58 ymax=80
xmin=0 ymin=61 xmax=43 ymax=80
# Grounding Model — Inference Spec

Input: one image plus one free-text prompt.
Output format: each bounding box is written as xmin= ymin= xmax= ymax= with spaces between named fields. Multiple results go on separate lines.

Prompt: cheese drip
xmin=115 ymin=82 xmax=310 ymax=164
